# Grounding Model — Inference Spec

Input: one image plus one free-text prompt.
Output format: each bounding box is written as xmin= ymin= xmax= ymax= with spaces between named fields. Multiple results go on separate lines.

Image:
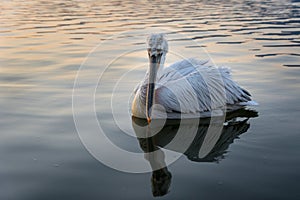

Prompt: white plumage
xmin=132 ymin=33 xmax=257 ymax=120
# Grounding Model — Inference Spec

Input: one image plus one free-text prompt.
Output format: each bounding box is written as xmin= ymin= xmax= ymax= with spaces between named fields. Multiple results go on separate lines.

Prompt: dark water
xmin=1 ymin=0 xmax=300 ymax=199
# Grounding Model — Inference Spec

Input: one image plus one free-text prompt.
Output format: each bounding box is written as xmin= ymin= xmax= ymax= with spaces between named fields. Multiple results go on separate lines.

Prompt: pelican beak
xmin=146 ymin=51 xmax=162 ymax=123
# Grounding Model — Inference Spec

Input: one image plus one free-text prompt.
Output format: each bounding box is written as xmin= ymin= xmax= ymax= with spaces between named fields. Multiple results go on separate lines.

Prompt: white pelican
xmin=132 ymin=33 xmax=257 ymax=122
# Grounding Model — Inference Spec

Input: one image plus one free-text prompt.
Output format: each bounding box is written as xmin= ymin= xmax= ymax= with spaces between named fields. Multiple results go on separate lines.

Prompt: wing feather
xmin=155 ymin=58 xmax=252 ymax=113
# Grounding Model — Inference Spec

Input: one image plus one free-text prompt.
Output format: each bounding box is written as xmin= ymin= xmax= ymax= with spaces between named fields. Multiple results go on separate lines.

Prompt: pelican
xmin=132 ymin=33 xmax=257 ymax=122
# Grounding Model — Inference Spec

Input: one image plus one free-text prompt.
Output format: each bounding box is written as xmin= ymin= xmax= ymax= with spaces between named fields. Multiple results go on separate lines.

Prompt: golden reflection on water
xmin=1 ymin=0 xmax=299 ymax=123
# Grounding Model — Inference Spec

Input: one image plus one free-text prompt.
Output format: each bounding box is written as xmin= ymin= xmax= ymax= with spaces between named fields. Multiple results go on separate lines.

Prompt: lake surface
xmin=1 ymin=0 xmax=300 ymax=199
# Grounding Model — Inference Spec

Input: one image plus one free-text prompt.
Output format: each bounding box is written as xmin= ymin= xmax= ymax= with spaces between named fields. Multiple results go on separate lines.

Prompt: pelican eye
xmin=156 ymin=49 xmax=162 ymax=53
xmin=147 ymin=48 xmax=164 ymax=57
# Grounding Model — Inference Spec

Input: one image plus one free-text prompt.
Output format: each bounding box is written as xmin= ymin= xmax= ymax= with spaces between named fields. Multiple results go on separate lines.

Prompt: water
xmin=1 ymin=0 xmax=300 ymax=199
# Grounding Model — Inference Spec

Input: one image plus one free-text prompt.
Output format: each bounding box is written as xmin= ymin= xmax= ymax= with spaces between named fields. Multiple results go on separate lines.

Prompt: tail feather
xmin=238 ymin=100 xmax=259 ymax=106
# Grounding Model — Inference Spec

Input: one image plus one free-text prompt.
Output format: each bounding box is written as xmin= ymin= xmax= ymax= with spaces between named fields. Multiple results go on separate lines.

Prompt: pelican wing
xmin=155 ymin=58 xmax=252 ymax=114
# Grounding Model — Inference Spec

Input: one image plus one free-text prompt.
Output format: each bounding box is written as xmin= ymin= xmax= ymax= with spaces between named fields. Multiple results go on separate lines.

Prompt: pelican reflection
xmin=132 ymin=108 xmax=258 ymax=197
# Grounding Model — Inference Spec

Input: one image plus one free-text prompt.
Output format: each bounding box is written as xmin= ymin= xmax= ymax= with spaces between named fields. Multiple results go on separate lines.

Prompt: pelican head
xmin=147 ymin=33 xmax=168 ymax=57
xmin=146 ymin=33 xmax=168 ymax=123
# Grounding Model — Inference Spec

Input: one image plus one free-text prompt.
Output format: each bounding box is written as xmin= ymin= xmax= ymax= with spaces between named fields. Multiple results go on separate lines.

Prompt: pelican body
xmin=132 ymin=33 xmax=256 ymax=121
